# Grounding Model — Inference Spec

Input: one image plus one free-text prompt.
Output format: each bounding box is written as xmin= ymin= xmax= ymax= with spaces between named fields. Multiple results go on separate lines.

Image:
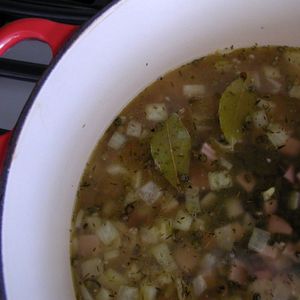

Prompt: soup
xmin=70 ymin=46 xmax=300 ymax=300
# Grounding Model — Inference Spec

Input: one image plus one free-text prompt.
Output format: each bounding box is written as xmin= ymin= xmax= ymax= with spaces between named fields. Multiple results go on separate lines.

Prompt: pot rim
xmin=0 ymin=1 xmax=122 ymax=297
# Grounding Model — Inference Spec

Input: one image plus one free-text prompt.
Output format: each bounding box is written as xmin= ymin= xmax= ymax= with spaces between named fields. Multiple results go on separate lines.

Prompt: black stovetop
xmin=0 ymin=0 xmax=114 ymax=132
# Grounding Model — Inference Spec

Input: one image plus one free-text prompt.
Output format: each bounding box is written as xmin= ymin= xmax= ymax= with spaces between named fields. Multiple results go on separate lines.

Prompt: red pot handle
xmin=0 ymin=18 xmax=78 ymax=171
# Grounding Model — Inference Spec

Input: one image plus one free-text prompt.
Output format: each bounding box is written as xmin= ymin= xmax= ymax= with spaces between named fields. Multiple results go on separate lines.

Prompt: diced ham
xmin=229 ymin=260 xmax=248 ymax=285
xmin=263 ymin=199 xmax=278 ymax=215
xmin=236 ymin=172 xmax=256 ymax=193
xmin=78 ymin=234 xmax=101 ymax=257
xmin=283 ymin=243 xmax=300 ymax=263
xmin=267 ymin=215 xmax=293 ymax=235
xmin=190 ymin=163 xmax=210 ymax=190
xmin=201 ymin=142 xmax=217 ymax=161
xmin=280 ymin=137 xmax=300 ymax=157
xmin=174 ymin=245 xmax=200 ymax=273
xmin=284 ymin=165 xmax=295 ymax=184
xmin=260 ymin=245 xmax=279 ymax=259
xmin=254 ymin=269 xmax=273 ymax=280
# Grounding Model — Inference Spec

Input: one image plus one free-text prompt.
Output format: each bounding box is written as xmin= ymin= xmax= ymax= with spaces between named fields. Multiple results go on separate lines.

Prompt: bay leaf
xmin=150 ymin=114 xmax=191 ymax=188
xmin=219 ymin=77 xmax=257 ymax=145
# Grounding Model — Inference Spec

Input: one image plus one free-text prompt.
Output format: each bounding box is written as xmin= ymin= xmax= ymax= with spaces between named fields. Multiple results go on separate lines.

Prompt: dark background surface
xmin=0 ymin=0 xmax=113 ymax=131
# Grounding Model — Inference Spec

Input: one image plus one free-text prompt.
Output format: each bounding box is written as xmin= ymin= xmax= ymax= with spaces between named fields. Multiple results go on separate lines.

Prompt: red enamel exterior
xmin=0 ymin=18 xmax=78 ymax=171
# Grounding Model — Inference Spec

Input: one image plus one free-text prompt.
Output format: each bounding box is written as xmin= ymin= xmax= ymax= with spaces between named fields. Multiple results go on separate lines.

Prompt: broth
xmin=71 ymin=46 xmax=300 ymax=300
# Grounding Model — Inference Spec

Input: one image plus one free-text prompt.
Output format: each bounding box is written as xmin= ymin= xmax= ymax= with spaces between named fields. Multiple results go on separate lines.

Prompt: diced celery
xmin=117 ymin=285 xmax=139 ymax=300
xmin=96 ymin=288 xmax=111 ymax=300
xmin=208 ymin=170 xmax=233 ymax=191
xmin=81 ymin=257 xmax=102 ymax=278
xmin=185 ymin=187 xmax=200 ymax=215
xmin=174 ymin=210 xmax=193 ymax=231
xmin=151 ymin=243 xmax=177 ymax=272
xmin=140 ymin=285 xmax=157 ymax=300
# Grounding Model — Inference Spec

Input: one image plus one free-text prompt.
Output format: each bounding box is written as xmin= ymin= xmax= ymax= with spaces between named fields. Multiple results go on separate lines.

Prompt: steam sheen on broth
xmin=71 ymin=46 xmax=300 ymax=300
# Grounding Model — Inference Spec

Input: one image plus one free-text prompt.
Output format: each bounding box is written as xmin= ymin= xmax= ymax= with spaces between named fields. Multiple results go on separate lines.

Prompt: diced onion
xmin=140 ymin=226 xmax=159 ymax=244
xmin=214 ymin=224 xmax=236 ymax=250
xmin=140 ymin=285 xmax=157 ymax=300
xmin=106 ymin=164 xmax=128 ymax=176
xmin=155 ymin=218 xmax=173 ymax=240
xmin=127 ymin=263 xmax=142 ymax=281
xmin=97 ymin=221 xmax=119 ymax=246
xmin=289 ymin=85 xmax=300 ymax=99
xmin=174 ymin=209 xmax=193 ymax=231
xmin=81 ymin=257 xmax=103 ymax=278
xmin=267 ymin=123 xmax=289 ymax=148
xmin=104 ymin=249 xmax=120 ymax=262
xmin=145 ymin=103 xmax=168 ymax=122
xmin=192 ymin=274 xmax=207 ymax=296
xmin=200 ymin=192 xmax=217 ymax=209
xmin=288 ymin=191 xmax=300 ymax=210
xmin=263 ymin=65 xmax=281 ymax=79
xmin=151 ymin=243 xmax=177 ymax=272
xmin=108 ymin=131 xmax=127 ymax=150
xmin=185 ymin=187 xmax=200 ymax=215
xmin=103 ymin=268 xmax=127 ymax=287
xmin=75 ymin=209 xmax=84 ymax=229
xmin=208 ymin=170 xmax=233 ymax=191
xmin=262 ymin=187 xmax=275 ymax=201
xmin=132 ymin=170 xmax=142 ymax=189
xmin=183 ymin=84 xmax=206 ymax=98
xmin=252 ymin=110 xmax=268 ymax=128
xmin=126 ymin=120 xmax=142 ymax=137
xmin=124 ymin=191 xmax=138 ymax=205
xmin=219 ymin=157 xmax=233 ymax=170
xmin=248 ymin=227 xmax=270 ymax=253
xmin=117 ymin=285 xmax=139 ymax=300
xmin=96 ymin=288 xmax=111 ymax=300
xmin=226 ymin=198 xmax=244 ymax=218
xmin=80 ymin=285 xmax=94 ymax=300
xmin=137 ymin=181 xmax=162 ymax=205
xmin=85 ymin=215 xmax=101 ymax=232
xmin=284 ymin=50 xmax=300 ymax=67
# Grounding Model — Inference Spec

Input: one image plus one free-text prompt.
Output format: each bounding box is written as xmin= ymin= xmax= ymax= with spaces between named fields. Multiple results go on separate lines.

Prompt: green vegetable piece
xmin=150 ymin=114 xmax=191 ymax=188
xmin=219 ymin=78 xmax=256 ymax=144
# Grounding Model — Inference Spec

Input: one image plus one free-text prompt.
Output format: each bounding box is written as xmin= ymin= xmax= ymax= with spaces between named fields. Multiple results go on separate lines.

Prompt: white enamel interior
xmin=2 ymin=0 xmax=300 ymax=299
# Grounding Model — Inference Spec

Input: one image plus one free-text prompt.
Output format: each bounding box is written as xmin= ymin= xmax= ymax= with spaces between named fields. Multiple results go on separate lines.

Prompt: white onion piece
xmin=192 ymin=274 xmax=207 ymax=296
xmin=137 ymin=181 xmax=162 ymax=205
xmin=262 ymin=187 xmax=275 ymax=201
xmin=248 ymin=227 xmax=270 ymax=253
xmin=96 ymin=288 xmax=111 ymax=300
xmin=145 ymin=103 xmax=168 ymax=122
xmin=81 ymin=257 xmax=103 ymax=278
xmin=185 ymin=187 xmax=200 ymax=214
xmin=183 ymin=84 xmax=206 ymax=98
xmin=151 ymin=243 xmax=177 ymax=272
xmin=80 ymin=285 xmax=94 ymax=300
xmin=104 ymin=249 xmax=120 ymax=262
xmin=117 ymin=286 xmax=139 ymax=300
xmin=174 ymin=209 xmax=193 ymax=231
xmin=289 ymin=85 xmax=300 ymax=99
xmin=208 ymin=170 xmax=233 ymax=191
xmin=106 ymin=164 xmax=128 ymax=176
xmin=97 ymin=221 xmax=119 ymax=246
xmin=108 ymin=131 xmax=127 ymax=150
xmin=126 ymin=120 xmax=142 ymax=137
xmin=267 ymin=123 xmax=289 ymax=148
xmin=75 ymin=209 xmax=84 ymax=229
xmin=252 ymin=110 xmax=268 ymax=128
xmin=140 ymin=285 xmax=157 ymax=300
